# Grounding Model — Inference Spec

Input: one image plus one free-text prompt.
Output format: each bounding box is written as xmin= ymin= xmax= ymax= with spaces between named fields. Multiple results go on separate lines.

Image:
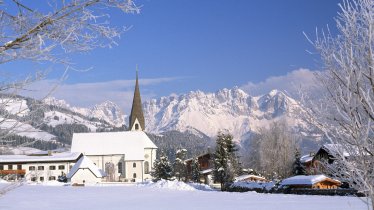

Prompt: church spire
xmin=129 ymin=65 xmax=145 ymax=131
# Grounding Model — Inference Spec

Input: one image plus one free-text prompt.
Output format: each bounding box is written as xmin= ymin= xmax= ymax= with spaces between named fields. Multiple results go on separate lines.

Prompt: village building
xmin=185 ymin=152 xmax=214 ymax=184
xmin=71 ymin=131 xmax=157 ymax=182
xmin=234 ymin=174 xmax=268 ymax=182
xmin=280 ymin=175 xmax=341 ymax=189
xmin=0 ymin=152 xmax=82 ymax=182
xmin=67 ymin=156 xmax=106 ymax=185
xmin=70 ymin=71 xmax=157 ymax=183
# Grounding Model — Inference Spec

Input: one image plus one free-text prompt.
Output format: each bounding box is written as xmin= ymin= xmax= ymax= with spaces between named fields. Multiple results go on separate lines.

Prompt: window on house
xmin=0 ymin=165 xmax=4 ymax=170
xmin=49 ymin=165 xmax=56 ymax=170
xmin=8 ymin=165 xmax=13 ymax=170
xmin=58 ymin=165 xmax=65 ymax=170
xmin=133 ymin=163 xmax=136 ymax=168
xmin=135 ymin=124 xmax=139 ymax=130
xmin=29 ymin=166 xmax=35 ymax=171
xmin=40 ymin=177 xmax=44 ymax=181
xmin=17 ymin=165 xmax=22 ymax=170
xmin=38 ymin=166 xmax=44 ymax=171
xmin=31 ymin=177 xmax=36 ymax=182
xmin=49 ymin=176 xmax=56 ymax=181
xmin=118 ymin=162 xmax=122 ymax=173
xmin=133 ymin=173 xmax=136 ymax=178
xmin=144 ymin=161 xmax=149 ymax=174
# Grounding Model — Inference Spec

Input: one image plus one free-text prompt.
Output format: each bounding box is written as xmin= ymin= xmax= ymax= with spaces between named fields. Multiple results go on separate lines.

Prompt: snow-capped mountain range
xmin=3 ymin=87 xmax=311 ymax=145
xmin=44 ymin=87 xmax=307 ymax=141
xmin=143 ymin=87 xmax=305 ymax=141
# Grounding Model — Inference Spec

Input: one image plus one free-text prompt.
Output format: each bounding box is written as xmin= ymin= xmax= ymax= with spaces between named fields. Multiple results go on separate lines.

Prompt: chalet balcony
xmin=0 ymin=169 xmax=26 ymax=175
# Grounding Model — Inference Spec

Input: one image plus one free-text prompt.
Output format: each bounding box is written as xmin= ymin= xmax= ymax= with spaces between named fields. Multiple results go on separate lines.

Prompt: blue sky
xmin=9 ymin=0 xmax=342 ymax=112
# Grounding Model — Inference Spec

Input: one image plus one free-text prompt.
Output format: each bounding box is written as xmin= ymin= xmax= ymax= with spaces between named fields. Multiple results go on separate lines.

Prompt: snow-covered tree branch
xmin=0 ymin=0 xmax=138 ymax=148
xmin=303 ymin=0 xmax=374 ymax=208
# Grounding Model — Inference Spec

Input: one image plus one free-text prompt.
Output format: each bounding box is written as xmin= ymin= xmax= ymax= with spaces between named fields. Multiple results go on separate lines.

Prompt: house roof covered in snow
xmin=280 ymin=175 xmax=341 ymax=186
xmin=71 ymin=131 xmax=157 ymax=160
xmin=67 ymin=156 xmax=106 ymax=179
xmin=321 ymin=144 xmax=351 ymax=157
xmin=300 ymin=154 xmax=314 ymax=163
xmin=234 ymin=174 xmax=268 ymax=182
xmin=0 ymin=152 xmax=82 ymax=164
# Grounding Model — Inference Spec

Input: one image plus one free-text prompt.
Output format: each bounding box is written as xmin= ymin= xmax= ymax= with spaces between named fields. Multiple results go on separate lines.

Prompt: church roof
xmin=129 ymin=71 xmax=145 ymax=130
xmin=67 ymin=155 xmax=106 ymax=178
xmin=71 ymin=131 xmax=157 ymax=160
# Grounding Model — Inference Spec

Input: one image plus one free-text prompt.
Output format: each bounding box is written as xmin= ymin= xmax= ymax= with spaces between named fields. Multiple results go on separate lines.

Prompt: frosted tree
xmin=151 ymin=152 xmax=173 ymax=181
xmin=0 ymin=0 xmax=138 ymax=146
xmin=247 ymin=121 xmax=298 ymax=180
xmin=302 ymin=0 xmax=374 ymax=207
xmin=173 ymin=148 xmax=187 ymax=181
xmin=213 ymin=131 xmax=241 ymax=191
xmin=190 ymin=157 xmax=200 ymax=183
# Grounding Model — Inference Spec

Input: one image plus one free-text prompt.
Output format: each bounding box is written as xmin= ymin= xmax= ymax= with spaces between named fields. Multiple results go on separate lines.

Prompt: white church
xmin=0 ymin=72 xmax=158 ymax=184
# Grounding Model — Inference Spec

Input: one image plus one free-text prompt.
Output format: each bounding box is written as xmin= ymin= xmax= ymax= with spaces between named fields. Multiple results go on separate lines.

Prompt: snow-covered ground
xmin=0 ymin=180 xmax=369 ymax=210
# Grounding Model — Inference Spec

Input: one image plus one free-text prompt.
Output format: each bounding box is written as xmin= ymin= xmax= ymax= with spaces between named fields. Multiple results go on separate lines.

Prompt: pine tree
xmin=174 ymin=148 xmax=187 ymax=181
xmin=191 ymin=157 xmax=200 ymax=183
xmin=151 ymin=152 xmax=173 ymax=181
xmin=292 ymin=150 xmax=305 ymax=175
xmin=213 ymin=131 xmax=241 ymax=191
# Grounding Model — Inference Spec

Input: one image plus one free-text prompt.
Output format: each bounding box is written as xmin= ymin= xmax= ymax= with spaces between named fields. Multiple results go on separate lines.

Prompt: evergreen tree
xmin=213 ymin=131 xmax=241 ymax=190
xmin=151 ymin=152 xmax=173 ymax=181
xmin=293 ymin=149 xmax=305 ymax=175
xmin=173 ymin=148 xmax=187 ymax=181
xmin=191 ymin=157 xmax=200 ymax=183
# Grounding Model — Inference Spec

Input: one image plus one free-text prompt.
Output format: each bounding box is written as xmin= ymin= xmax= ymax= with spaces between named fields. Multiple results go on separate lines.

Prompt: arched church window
xmin=144 ymin=161 xmax=149 ymax=174
xmin=133 ymin=163 xmax=136 ymax=168
xmin=135 ymin=124 xmax=139 ymax=130
xmin=133 ymin=173 xmax=137 ymax=178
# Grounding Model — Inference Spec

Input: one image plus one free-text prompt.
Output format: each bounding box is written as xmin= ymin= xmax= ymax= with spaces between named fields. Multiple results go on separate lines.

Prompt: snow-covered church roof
xmin=67 ymin=156 xmax=105 ymax=179
xmin=71 ymin=131 xmax=157 ymax=160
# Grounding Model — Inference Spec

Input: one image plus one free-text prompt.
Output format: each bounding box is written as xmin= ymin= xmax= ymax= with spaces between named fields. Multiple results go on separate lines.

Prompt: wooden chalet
xmin=281 ymin=175 xmax=341 ymax=189
xmin=185 ymin=152 xmax=214 ymax=184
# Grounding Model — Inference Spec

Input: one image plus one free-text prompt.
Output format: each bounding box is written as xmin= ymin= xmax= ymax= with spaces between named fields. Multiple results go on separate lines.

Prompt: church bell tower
xmin=129 ymin=67 xmax=145 ymax=131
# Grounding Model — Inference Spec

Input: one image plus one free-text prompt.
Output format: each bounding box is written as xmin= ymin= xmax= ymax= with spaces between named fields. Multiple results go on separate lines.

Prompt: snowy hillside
xmin=44 ymin=97 xmax=126 ymax=127
xmin=143 ymin=87 xmax=305 ymax=140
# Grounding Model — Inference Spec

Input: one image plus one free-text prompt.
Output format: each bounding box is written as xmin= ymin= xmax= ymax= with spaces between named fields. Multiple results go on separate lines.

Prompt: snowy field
xmin=0 ymin=181 xmax=369 ymax=210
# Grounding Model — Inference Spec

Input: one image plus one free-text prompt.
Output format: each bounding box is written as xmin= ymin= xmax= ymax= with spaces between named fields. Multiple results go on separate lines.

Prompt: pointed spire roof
xmin=129 ymin=66 xmax=145 ymax=131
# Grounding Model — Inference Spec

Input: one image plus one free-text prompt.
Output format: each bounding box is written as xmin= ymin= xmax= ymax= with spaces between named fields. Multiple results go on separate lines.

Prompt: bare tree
xmin=0 ymin=0 xmax=138 ymax=147
xmin=303 ymin=0 xmax=374 ymax=207
xmin=0 ymin=0 xmax=138 ymax=194
xmin=248 ymin=120 xmax=298 ymax=180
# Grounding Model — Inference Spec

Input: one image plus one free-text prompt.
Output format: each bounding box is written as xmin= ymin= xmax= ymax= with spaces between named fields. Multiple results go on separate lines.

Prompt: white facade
xmin=0 ymin=152 xmax=82 ymax=182
xmin=71 ymin=131 xmax=157 ymax=182
xmin=67 ymin=156 xmax=105 ymax=185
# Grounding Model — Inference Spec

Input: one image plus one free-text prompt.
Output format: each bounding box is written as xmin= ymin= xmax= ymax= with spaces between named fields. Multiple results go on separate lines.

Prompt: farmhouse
xmin=280 ymin=175 xmax=341 ymax=189
xmin=0 ymin=152 xmax=82 ymax=182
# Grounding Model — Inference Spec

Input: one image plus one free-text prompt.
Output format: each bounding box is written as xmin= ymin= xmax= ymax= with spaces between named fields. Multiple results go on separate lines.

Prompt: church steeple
xmin=129 ymin=66 xmax=145 ymax=131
